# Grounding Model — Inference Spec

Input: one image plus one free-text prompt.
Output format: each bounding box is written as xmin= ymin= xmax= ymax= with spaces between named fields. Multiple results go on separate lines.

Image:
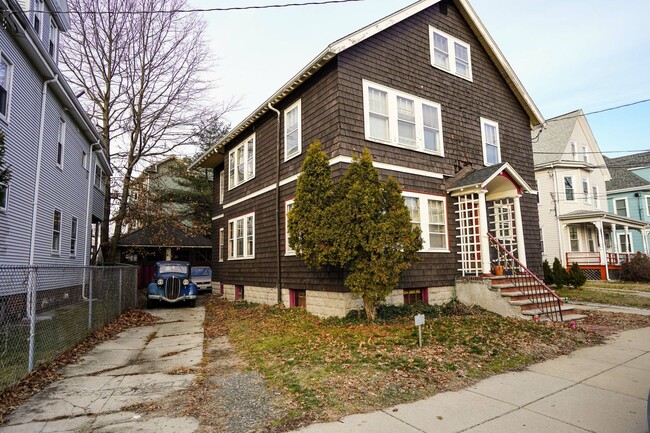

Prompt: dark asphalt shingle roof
xmin=604 ymin=156 xmax=650 ymax=191
xmin=119 ymin=224 xmax=211 ymax=248
xmin=447 ymin=163 xmax=507 ymax=190
xmin=607 ymin=152 xmax=650 ymax=169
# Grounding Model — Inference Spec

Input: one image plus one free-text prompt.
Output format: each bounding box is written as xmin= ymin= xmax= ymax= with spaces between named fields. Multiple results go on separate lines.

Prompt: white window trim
xmin=582 ymin=145 xmax=589 ymax=163
xmin=284 ymin=99 xmax=302 ymax=162
xmin=0 ymin=184 xmax=8 ymax=213
xmin=362 ymin=80 xmax=444 ymax=156
xmin=570 ymin=141 xmax=577 ymax=161
xmin=619 ymin=232 xmax=633 ymax=253
xmin=227 ymin=212 xmax=255 ymax=260
xmin=563 ymin=175 xmax=575 ymax=202
xmin=402 ymin=191 xmax=449 ymax=253
xmin=593 ymin=185 xmax=600 ymax=209
xmin=285 ymin=199 xmax=295 ymax=256
xmin=428 ymin=26 xmax=472 ymax=81
xmin=645 ymin=195 xmax=650 ymax=217
xmin=94 ymin=164 xmax=105 ymax=193
xmin=228 ymin=133 xmax=256 ymax=190
xmin=52 ymin=208 xmax=61 ymax=255
xmin=49 ymin=19 xmax=58 ymax=59
xmin=568 ymin=226 xmax=579 ymax=252
xmin=540 ymin=227 xmax=545 ymax=255
xmin=480 ymin=117 xmax=501 ymax=166
xmin=582 ymin=176 xmax=590 ymax=204
xmin=614 ymin=197 xmax=629 ymax=217
xmin=82 ymin=151 xmax=88 ymax=171
xmin=219 ymin=171 xmax=224 ymax=204
xmin=34 ymin=0 xmax=44 ymax=37
xmin=0 ymin=54 xmax=14 ymax=123
xmin=218 ymin=227 xmax=224 ymax=262
xmin=70 ymin=216 xmax=78 ymax=257
xmin=57 ymin=118 xmax=66 ymax=169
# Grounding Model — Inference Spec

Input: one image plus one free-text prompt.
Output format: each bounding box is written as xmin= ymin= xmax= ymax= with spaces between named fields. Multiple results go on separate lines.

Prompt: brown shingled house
xmin=192 ymin=0 xmax=557 ymax=317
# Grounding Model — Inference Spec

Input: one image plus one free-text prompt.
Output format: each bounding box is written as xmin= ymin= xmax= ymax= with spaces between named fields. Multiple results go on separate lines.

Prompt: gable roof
xmin=604 ymin=156 xmax=650 ymax=192
xmin=446 ymin=162 xmax=533 ymax=193
xmin=191 ymin=0 xmax=544 ymax=170
xmin=607 ymin=151 xmax=650 ymax=171
xmin=532 ymin=110 xmax=581 ymax=166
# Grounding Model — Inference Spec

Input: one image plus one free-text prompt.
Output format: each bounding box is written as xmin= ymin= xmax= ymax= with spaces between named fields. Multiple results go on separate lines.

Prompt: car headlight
xmin=157 ymin=279 xmax=164 ymax=285
xmin=183 ymin=279 xmax=190 ymax=285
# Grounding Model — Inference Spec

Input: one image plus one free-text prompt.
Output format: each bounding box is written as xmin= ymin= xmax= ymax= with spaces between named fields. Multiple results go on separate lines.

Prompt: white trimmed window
xmin=582 ymin=146 xmax=589 ymax=163
xmin=570 ymin=141 xmax=577 ymax=161
xmin=0 ymin=55 xmax=13 ymax=119
xmin=645 ymin=195 xmax=650 ymax=216
xmin=582 ymin=177 xmax=589 ymax=204
xmin=564 ymin=176 xmax=574 ymax=201
xmin=614 ymin=198 xmax=628 ymax=217
xmin=363 ymin=80 xmax=443 ymax=155
xmin=52 ymin=209 xmax=61 ymax=254
xmin=94 ymin=164 xmax=105 ymax=193
xmin=429 ymin=26 xmax=472 ymax=80
xmin=218 ymin=228 xmax=224 ymax=262
xmin=70 ymin=216 xmax=78 ymax=257
xmin=228 ymin=213 xmax=255 ymax=259
xmin=33 ymin=0 xmax=44 ymax=36
xmin=57 ymin=118 xmax=65 ymax=168
xmin=540 ymin=228 xmax=544 ymax=255
xmin=228 ymin=134 xmax=255 ymax=189
xmin=619 ymin=233 xmax=632 ymax=253
xmin=481 ymin=118 xmax=500 ymax=165
xmin=49 ymin=20 xmax=58 ymax=59
xmin=219 ymin=171 xmax=224 ymax=204
xmin=569 ymin=226 xmax=579 ymax=251
xmin=284 ymin=100 xmax=301 ymax=161
xmin=285 ymin=199 xmax=295 ymax=256
xmin=403 ymin=192 xmax=448 ymax=252
xmin=82 ymin=151 xmax=88 ymax=170
xmin=0 ymin=184 xmax=8 ymax=212
xmin=593 ymin=186 xmax=599 ymax=209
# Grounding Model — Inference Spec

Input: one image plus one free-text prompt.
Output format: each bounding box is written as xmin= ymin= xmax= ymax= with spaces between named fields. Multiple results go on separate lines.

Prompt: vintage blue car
xmin=146 ymin=261 xmax=198 ymax=308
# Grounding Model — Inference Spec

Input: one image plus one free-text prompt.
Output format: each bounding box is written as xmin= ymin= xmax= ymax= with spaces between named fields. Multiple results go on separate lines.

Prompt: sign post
xmin=414 ymin=314 xmax=425 ymax=348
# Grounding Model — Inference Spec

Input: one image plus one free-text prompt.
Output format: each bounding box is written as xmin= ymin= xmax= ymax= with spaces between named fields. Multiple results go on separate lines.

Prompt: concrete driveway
xmin=0 ymin=306 xmax=204 ymax=433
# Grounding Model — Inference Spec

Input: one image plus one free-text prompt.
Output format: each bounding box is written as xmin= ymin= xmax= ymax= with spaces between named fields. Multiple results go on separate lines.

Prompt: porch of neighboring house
xmin=448 ymin=163 xmax=585 ymax=323
xmin=559 ymin=211 xmax=649 ymax=280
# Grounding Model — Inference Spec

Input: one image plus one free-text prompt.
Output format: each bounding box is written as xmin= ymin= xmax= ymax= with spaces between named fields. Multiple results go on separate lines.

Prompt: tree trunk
xmin=363 ymin=297 xmax=377 ymax=321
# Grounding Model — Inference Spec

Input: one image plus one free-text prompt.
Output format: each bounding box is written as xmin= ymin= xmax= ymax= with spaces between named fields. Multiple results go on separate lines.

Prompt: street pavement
xmin=0 ymin=306 xmax=205 ymax=433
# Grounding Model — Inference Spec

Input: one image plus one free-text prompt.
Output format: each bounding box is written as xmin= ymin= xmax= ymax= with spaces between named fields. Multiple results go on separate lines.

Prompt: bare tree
xmin=61 ymin=0 xmax=226 ymax=261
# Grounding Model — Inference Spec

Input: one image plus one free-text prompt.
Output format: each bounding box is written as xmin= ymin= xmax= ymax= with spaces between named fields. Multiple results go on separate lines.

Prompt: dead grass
xmin=584 ymin=281 xmax=650 ymax=292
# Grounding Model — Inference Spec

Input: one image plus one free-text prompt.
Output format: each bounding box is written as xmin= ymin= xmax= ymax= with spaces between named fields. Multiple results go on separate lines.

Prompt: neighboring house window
xmin=403 ymin=192 xmax=448 ymax=252
xmin=228 ymin=134 xmax=255 ymax=189
xmin=284 ymin=100 xmax=301 ymax=161
xmin=0 ymin=184 xmax=8 ymax=212
xmin=219 ymin=171 xmax=224 ymax=204
xmin=33 ymin=0 xmax=44 ymax=36
xmin=52 ymin=209 xmax=61 ymax=254
xmin=569 ymin=226 xmax=579 ymax=252
xmin=582 ymin=146 xmax=589 ymax=163
xmin=619 ymin=233 xmax=632 ymax=253
xmin=614 ymin=198 xmax=628 ymax=217
xmin=228 ymin=213 xmax=254 ymax=259
xmin=428 ymin=26 xmax=472 ymax=80
xmin=49 ymin=20 xmax=58 ymax=59
xmin=540 ymin=228 xmax=544 ymax=255
xmin=645 ymin=196 xmax=650 ymax=217
xmin=587 ymin=227 xmax=596 ymax=253
xmin=564 ymin=176 xmax=574 ymax=201
xmin=363 ymin=80 xmax=443 ymax=155
xmin=481 ymin=118 xmax=500 ymax=165
xmin=582 ymin=177 xmax=589 ymax=203
xmin=57 ymin=119 xmax=66 ymax=167
xmin=218 ymin=228 xmax=224 ymax=262
xmin=0 ymin=55 xmax=13 ymax=119
xmin=570 ymin=141 xmax=577 ymax=161
xmin=70 ymin=216 xmax=78 ymax=257
xmin=285 ymin=199 xmax=295 ymax=255
xmin=94 ymin=164 xmax=106 ymax=192
xmin=593 ymin=186 xmax=599 ymax=209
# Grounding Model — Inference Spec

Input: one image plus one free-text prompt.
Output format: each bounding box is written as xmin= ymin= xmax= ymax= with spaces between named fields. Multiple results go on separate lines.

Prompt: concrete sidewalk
xmin=0 ymin=306 xmax=204 ymax=433
xmin=291 ymin=326 xmax=650 ymax=433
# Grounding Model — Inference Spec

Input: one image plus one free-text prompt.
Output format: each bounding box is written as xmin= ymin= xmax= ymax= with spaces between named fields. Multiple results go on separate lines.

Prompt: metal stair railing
xmin=487 ymin=233 xmax=564 ymax=322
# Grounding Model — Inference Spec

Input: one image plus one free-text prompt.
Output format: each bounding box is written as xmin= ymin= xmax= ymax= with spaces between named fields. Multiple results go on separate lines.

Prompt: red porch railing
xmin=488 ymin=233 xmax=564 ymax=322
xmin=565 ymin=252 xmax=600 ymax=265
xmin=606 ymin=252 xmax=633 ymax=265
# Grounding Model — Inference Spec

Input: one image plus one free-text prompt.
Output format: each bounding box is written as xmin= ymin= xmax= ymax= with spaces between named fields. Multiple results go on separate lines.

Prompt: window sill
xmin=430 ymin=64 xmax=473 ymax=82
xmin=419 ymin=248 xmax=450 ymax=253
xmin=284 ymin=151 xmax=301 ymax=163
xmin=228 ymin=177 xmax=255 ymax=191
xmin=227 ymin=256 xmax=255 ymax=261
xmin=365 ymin=136 xmax=444 ymax=158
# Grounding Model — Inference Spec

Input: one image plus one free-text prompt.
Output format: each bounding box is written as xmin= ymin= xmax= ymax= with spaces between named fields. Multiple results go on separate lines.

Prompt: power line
xmin=18 ymin=0 xmax=364 ymax=15
xmin=541 ymin=98 xmax=650 ymax=125
xmin=533 ymin=150 xmax=650 ymax=155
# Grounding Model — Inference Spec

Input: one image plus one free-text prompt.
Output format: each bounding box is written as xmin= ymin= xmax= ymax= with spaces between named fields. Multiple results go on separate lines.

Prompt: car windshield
xmin=191 ymin=267 xmax=211 ymax=277
xmin=159 ymin=264 xmax=188 ymax=274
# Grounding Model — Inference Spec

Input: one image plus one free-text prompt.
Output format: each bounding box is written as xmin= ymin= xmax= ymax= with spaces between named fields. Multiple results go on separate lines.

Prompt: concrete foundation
xmin=454 ymin=278 xmax=520 ymax=317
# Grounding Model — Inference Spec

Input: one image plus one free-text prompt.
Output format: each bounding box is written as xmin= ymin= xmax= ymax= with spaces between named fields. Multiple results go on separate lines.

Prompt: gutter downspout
xmin=268 ymin=103 xmax=282 ymax=304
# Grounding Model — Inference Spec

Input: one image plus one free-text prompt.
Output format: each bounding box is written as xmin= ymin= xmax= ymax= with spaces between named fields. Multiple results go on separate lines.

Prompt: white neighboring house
xmin=533 ymin=110 xmax=648 ymax=280
xmin=0 ymin=0 xmax=110 ymax=267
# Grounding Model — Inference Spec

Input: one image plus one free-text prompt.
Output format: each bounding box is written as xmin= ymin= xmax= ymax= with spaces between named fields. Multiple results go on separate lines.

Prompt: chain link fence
xmin=0 ymin=265 xmax=138 ymax=392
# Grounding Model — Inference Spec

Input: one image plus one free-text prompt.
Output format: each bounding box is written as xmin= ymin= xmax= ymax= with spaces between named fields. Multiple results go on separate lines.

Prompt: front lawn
xmin=557 ymin=281 xmax=650 ymax=309
xmin=206 ymin=298 xmax=616 ymax=427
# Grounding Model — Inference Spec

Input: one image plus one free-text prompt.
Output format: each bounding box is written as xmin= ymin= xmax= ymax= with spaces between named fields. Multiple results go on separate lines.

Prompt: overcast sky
xmin=190 ymin=0 xmax=650 ymax=156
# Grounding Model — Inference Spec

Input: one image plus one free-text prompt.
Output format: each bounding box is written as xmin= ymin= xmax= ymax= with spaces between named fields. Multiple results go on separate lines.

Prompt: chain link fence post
xmin=87 ymin=267 xmax=93 ymax=331
xmin=118 ymin=268 xmax=123 ymax=313
xmin=134 ymin=266 xmax=138 ymax=308
xmin=27 ymin=267 xmax=37 ymax=372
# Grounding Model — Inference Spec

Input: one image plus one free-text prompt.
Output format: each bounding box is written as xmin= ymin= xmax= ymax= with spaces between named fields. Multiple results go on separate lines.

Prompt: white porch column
xmin=611 ymin=223 xmax=619 ymax=264
xmin=512 ymin=195 xmax=527 ymax=267
xmin=624 ymin=226 xmax=631 ymax=253
xmin=478 ymin=191 xmax=491 ymax=275
xmin=643 ymin=229 xmax=649 ymax=255
xmin=596 ymin=221 xmax=609 ymax=280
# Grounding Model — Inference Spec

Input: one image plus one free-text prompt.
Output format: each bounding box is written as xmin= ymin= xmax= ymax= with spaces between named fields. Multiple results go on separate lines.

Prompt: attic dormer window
xmin=582 ymin=146 xmax=588 ymax=163
xmin=429 ymin=26 xmax=472 ymax=81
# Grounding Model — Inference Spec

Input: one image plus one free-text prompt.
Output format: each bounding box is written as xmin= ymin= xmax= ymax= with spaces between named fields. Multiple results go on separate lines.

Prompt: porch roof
xmin=119 ymin=224 xmax=212 ymax=248
xmin=559 ymin=210 xmax=649 ymax=229
xmin=446 ymin=162 xmax=533 ymax=194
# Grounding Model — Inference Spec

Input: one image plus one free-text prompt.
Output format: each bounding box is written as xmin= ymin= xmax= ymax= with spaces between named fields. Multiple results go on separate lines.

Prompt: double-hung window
xmin=429 ymin=26 xmax=472 ymax=80
xmin=94 ymin=164 xmax=105 ymax=193
xmin=52 ymin=209 xmax=61 ymax=254
xmin=582 ymin=177 xmax=589 ymax=203
xmin=0 ymin=55 xmax=13 ymax=119
xmin=593 ymin=186 xmax=599 ymax=209
xmin=70 ymin=216 xmax=78 ymax=257
xmin=33 ymin=0 xmax=44 ymax=36
xmin=403 ymin=192 xmax=448 ymax=252
xmin=284 ymin=100 xmax=301 ymax=161
xmin=0 ymin=184 xmax=8 ymax=212
xmin=49 ymin=20 xmax=58 ymax=59
xmin=481 ymin=118 xmax=500 ymax=165
xmin=570 ymin=142 xmax=577 ymax=161
xmin=564 ymin=176 xmax=574 ymax=201
xmin=218 ymin=228 xmax=224 ymax=262
xmin=582 ymin=146 xmax=589 ymax=163
xmin=228 ymin=213 xmax=254 ymax=259
xmin=285 ymin=199 xmax=295 ymax=255
xmin=569 ymin=226 xmax=579 ymax=251
xmin=614 ymin=198 xmax=628 ymax=217
xmin=646 ymin=196 xmax=650 ymax=216
xmin=219 ymin=171 xmax=224 ymax=204
xmin=57 ymin=118 xmax=65 ymax=168
xmin=228 ymin=134 xmax=255 ymax=189
xmin=363 ymin=80 xmax=443 ymax=155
